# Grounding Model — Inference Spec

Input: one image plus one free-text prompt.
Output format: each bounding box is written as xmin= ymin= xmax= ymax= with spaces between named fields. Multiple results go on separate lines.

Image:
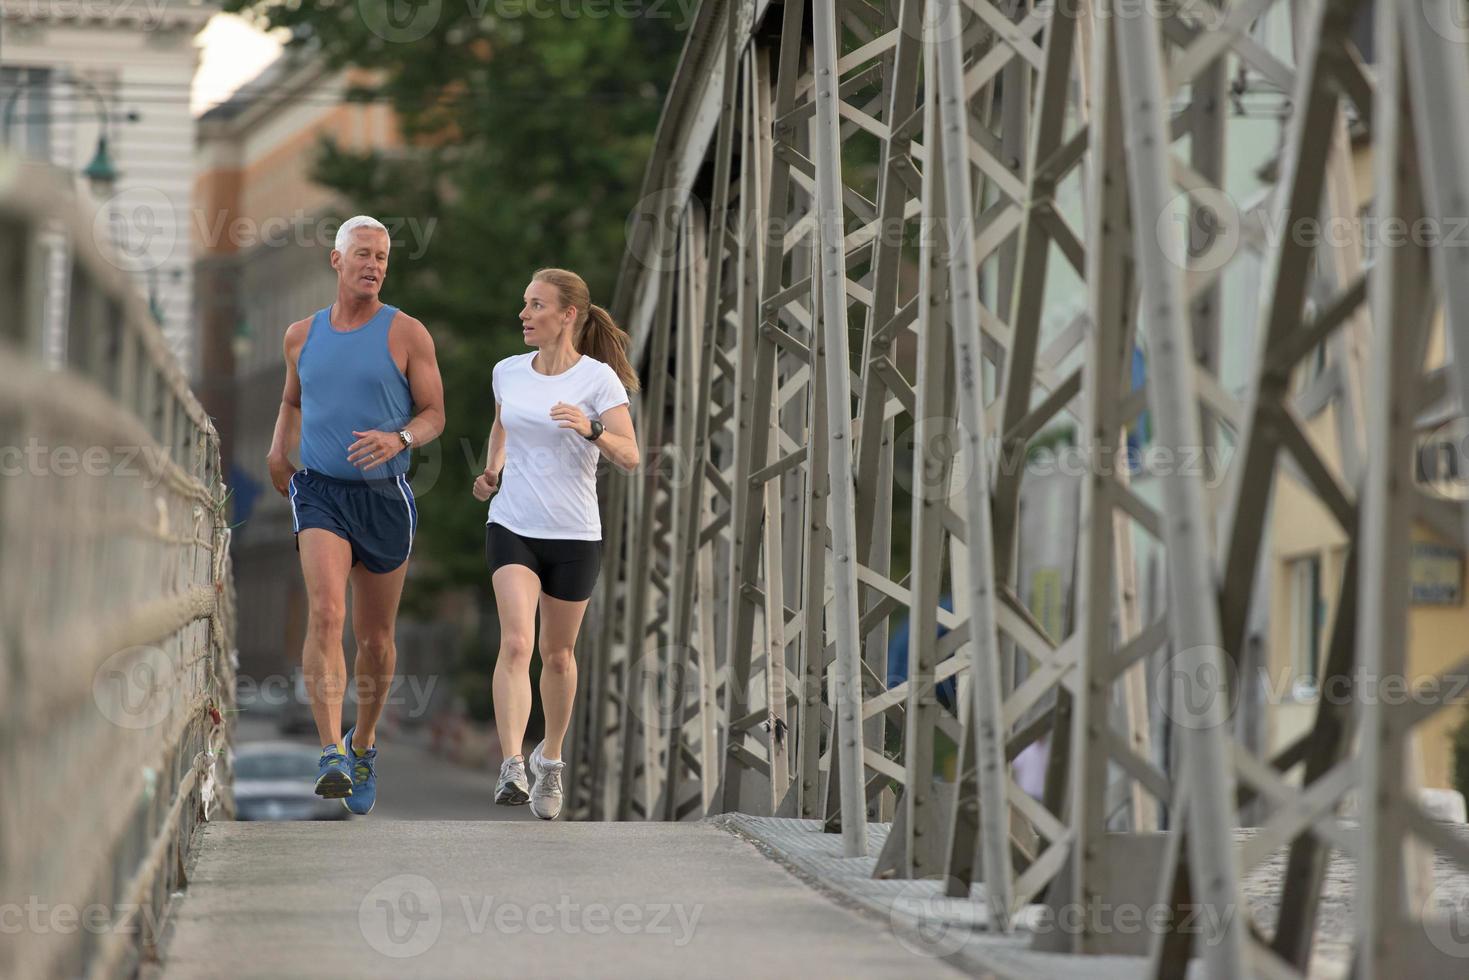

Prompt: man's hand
xmin=550 ymin=401 xmax=591 ymax=438
xmin=347 ymin=430 xmax=404 ymax=470
xmin=472 ymin=467 xmax=500 ymax=502
xmin=267 ymin=452 xmax=296 ymax=497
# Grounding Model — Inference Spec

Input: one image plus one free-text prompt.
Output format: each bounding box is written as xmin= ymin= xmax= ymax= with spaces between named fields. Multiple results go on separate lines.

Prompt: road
xmin=158 ymin=719 xmax=966 ymax=977
xmin=233 ymin=715 xmax=536 ymax=823
xmin=158 ymin=821 xmax=966 ymax=979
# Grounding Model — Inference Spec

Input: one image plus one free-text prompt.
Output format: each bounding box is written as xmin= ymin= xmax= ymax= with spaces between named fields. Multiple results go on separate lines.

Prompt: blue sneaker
xmin=342 ymin=726 xmax=377 ymax=815
xmin=315 ymin=742 xmax=353 ymax=799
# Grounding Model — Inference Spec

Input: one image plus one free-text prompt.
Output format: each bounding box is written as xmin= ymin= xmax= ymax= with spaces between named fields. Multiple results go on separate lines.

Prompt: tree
xmin=225 ymin=0 xmax=685 ymax=612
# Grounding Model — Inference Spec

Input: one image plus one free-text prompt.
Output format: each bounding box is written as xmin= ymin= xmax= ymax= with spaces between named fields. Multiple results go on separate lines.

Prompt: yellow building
xmin=1266 ymin=139 xmax=1469 ymax=790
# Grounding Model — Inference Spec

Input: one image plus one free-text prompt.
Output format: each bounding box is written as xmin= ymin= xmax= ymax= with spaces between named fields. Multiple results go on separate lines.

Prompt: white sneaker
xmin=528 ymin=741 xmax=565 ymax=820
xmin=495 ymin=754 xmax=529 ymax=805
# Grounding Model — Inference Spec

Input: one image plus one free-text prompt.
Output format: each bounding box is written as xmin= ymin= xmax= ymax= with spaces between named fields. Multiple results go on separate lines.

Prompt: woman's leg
xmin=491 ymin=564 xmax=542 ymax=760
xmin=535 ymin=590 xmax=591 ymax=760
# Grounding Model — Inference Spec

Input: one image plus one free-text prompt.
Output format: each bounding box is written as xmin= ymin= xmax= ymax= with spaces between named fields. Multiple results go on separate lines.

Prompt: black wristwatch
xmin=585 ymin=419 xmax=605 ymax=442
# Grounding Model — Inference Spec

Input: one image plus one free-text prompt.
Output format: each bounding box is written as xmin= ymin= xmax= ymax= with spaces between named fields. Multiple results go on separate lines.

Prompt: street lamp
xmin=2 ymin=72 xmax=124 ymax=196
xmin=81 ymin=134 xmax=118 ymax=196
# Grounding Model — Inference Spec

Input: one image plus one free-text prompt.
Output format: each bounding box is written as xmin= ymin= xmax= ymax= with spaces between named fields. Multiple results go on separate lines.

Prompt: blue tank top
xmin=298 ymin=304 xmax=413 ymax=481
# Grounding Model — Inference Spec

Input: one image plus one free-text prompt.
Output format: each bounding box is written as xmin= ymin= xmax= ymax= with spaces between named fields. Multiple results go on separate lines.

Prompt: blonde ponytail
xmin=532 ymin=268 xmax=642 ymax=393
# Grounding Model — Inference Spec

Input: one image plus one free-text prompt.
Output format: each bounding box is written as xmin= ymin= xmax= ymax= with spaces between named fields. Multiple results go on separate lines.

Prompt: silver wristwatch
xmin=398 ymin=429 xmax=414 ymax=448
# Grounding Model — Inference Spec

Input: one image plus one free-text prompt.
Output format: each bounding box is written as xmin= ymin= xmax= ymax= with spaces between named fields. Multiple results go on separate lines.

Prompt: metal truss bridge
xmin=7 ymin=0 xmax=1469 ymax=976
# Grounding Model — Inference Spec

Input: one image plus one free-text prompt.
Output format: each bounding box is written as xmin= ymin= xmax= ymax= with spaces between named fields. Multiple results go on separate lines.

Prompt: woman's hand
xmin=472 ymin=467 xmax=500 ymax=502
xmin=550 ymin=401 xmax=592 ymax=438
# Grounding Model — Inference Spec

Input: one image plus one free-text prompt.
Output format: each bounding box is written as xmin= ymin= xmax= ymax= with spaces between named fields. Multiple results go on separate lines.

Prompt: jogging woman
xmin=472 ymin=268 xmax=641 ymax=819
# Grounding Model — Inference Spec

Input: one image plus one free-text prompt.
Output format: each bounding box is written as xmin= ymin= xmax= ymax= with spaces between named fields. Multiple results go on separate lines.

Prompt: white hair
xmin=334 ymin=215 xmax=390 ymax=255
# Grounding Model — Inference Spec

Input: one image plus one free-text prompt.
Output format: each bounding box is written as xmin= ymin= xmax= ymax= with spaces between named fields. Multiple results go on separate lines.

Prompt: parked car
xmin=233 ymin=741 xmax=352 ymax=820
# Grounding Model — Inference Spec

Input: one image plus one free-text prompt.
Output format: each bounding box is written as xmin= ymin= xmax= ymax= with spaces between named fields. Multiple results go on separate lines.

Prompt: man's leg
xmin=535 ymin=591 xmax=591 ymax=760
xmin=300 ymin=529 xmax=353 ymax=748
xmin=347 ymin=558 xmax=410 ymax=750
xmin=491 ymin=564 xmax=542 ymax=761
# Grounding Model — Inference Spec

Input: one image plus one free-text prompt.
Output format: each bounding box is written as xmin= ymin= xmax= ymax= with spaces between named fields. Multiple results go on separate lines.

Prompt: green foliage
xmin=225 ymin=0 xmax=686 ymax=614
xmin=1453 ymin=701 xmax=1469 ymax=806
xmin=456 ymin=668 xmax=496 ymax=723
xmin=1027 ymin=424 xmax=1076 ymax=460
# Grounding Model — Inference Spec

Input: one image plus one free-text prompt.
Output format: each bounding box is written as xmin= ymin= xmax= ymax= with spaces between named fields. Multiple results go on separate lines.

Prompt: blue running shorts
xmin=288 ymin=468 xmax=417 ymax=574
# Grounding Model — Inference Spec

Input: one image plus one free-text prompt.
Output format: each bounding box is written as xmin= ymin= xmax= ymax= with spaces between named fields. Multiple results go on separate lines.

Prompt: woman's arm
xmin=589 ymin=403 xmax=639 ymax=473
xmin=487 ymin=406 xmax=506 ymax=476
xmin=548 ymin=399 xmax=639 ymax=472
xmin=472 ymin=403 xmax=507 ymax=502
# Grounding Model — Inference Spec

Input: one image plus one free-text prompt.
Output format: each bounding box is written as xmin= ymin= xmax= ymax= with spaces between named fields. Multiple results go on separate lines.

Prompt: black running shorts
xmin=485 ymin=522 xmax=603 ymax=601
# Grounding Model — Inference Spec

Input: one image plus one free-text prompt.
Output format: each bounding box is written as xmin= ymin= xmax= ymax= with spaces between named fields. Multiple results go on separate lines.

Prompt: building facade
xmin=1267 ymin=319 xmax=1469 ymax=791
xmin=1262 ymin=132 xmax=1469 ymax=793
xmin=0 ymin=0 xmax=214 ymax=371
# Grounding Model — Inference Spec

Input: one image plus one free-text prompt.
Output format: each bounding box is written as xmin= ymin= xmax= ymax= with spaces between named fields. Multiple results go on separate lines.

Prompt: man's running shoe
xmin=315 ymin=742 xmax=353 ymax=799
xmin=342 ymin=726 xmax=377 ymax=815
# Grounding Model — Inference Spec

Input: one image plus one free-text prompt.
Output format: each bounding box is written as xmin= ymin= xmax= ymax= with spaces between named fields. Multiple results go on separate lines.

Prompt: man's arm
xmin=266 ymin=319 xmax=309 ymax=496
xmin=347 ymin=314 xmax=446 ymax=470
xmin=401 ymin=315 xmax=446 ymax=447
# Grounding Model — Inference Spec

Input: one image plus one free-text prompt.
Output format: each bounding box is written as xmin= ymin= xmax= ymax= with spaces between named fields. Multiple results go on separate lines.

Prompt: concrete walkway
xmin=158 ymin=821 xmax=968 ymax=979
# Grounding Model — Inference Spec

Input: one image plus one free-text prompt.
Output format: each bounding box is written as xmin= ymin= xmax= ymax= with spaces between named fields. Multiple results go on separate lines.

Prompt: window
xmin=1293 ymin=296 xmax=1329 ymax=393
xmin=1288 ymin=555 xmax=1324 ymax=697
xmin=0 ymin=67 xmax=53 ymax=162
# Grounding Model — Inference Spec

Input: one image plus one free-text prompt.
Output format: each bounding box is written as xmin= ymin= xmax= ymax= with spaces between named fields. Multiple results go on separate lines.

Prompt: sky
xmin=192 ymin=13 xmax=285 ymax=117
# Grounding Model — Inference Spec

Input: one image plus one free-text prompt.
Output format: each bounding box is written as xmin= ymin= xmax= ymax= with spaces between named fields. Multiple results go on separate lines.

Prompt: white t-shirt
xmin=486 ymin=351 xmax=630 ymax=540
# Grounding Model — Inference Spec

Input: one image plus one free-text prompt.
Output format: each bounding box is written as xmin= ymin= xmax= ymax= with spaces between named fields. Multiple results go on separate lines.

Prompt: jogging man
xmin=266 ymin=215 xmax=445 ymax=814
